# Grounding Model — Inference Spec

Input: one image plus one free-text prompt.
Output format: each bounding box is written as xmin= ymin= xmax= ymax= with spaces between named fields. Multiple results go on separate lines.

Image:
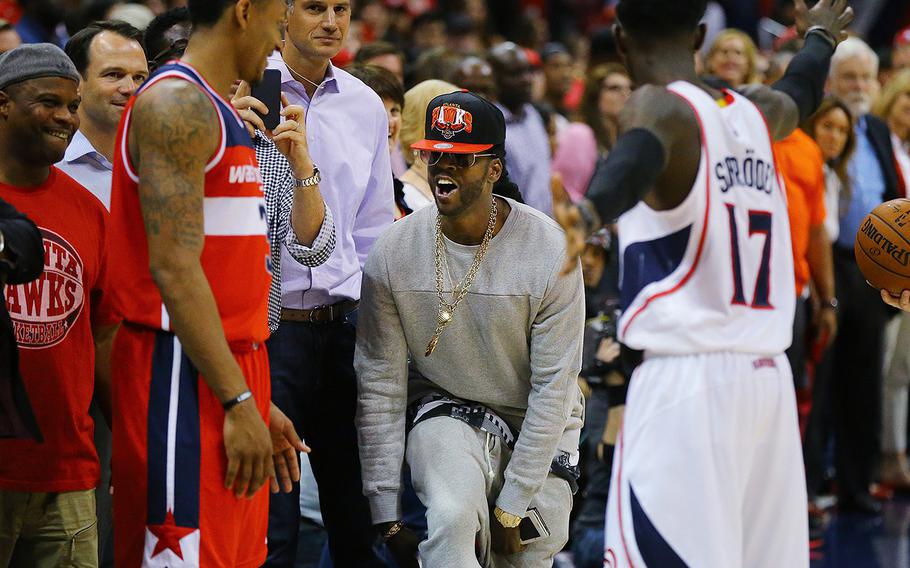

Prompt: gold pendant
xmin=437 ymin=310 xmax=451 ymax=324
xmin=425 ymin=334 xmax=440 ymax=357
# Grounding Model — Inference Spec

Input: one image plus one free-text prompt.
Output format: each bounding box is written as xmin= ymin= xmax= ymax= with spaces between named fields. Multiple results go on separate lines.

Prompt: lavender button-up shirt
xmin=268 ymin=54 xmax=395 ymax=309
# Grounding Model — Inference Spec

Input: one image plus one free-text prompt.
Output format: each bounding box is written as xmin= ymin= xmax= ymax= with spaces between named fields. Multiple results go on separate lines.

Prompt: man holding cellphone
xmin=264 ymin=1 xmax=396 ymax=565
xmin=356 ymin=91 xmax=584 ymax=566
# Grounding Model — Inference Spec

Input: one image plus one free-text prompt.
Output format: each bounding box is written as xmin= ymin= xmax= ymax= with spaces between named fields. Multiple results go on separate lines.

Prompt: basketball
xmin=854 ymin=198 xmax=910 ymax=296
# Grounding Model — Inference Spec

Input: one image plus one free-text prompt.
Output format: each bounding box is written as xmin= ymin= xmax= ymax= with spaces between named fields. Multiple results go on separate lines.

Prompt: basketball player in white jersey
xmin=556 ymin=0 xmax=853 ymax=566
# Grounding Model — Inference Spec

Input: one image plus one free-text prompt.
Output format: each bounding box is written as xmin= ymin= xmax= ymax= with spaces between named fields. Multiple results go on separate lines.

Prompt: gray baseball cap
xmin=0 ymin=43 xmax=80 ymax=91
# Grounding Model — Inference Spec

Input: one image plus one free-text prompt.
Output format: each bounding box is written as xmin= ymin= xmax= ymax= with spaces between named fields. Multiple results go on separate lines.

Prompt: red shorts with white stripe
xmin=112 ymin=324 xmax=271 ymax=568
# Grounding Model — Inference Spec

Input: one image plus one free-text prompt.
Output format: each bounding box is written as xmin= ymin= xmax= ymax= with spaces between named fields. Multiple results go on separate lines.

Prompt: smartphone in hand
xmin=519 ymin=507 xmax=550 ymax=545
xmin=250 ymin=68 xmax=282 ymax=131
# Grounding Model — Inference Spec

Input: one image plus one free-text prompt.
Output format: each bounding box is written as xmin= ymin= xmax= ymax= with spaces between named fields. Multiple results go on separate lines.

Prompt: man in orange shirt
xmin=775 ymin=126 xmax=837 ymax=392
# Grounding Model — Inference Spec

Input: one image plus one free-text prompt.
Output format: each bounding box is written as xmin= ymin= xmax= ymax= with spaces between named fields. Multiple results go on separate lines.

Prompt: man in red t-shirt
xmin=0 ymin=44 xmax=120 ymax=567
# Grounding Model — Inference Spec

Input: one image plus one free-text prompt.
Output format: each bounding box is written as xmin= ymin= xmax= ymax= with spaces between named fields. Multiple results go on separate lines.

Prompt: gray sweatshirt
xmin=355 ymin=197 xmax=585 ymax=523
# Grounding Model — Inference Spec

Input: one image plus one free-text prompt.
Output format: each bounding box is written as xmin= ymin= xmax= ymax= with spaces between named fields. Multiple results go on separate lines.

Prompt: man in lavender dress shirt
xmin=264 ymin=1 xmax=395 ymax=566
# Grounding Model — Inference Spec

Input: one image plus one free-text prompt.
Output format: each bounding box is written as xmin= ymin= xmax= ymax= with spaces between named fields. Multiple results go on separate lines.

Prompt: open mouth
xmin=434 ymin=176 xmax=459 ymax=197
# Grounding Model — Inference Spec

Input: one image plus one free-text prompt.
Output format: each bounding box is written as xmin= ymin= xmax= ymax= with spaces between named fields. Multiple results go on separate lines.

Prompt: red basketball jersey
xmin=109 ymin=61 xmax=271 ymax=344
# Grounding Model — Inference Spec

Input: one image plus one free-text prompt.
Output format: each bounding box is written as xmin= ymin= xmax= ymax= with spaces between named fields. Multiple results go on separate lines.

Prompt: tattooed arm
xmin=129 ymin=80 xmax=274 ymax=498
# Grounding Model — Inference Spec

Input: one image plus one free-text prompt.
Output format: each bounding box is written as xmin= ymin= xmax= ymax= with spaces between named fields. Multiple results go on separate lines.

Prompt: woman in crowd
xmin=552 ymin=64 xmax=631 ymax=202
xmin=803 ymin=98 xmax=856 ymax=244
xmin=577 ymin=63 xmax=632 ymax=156
xmin=397 ymin=79 xmax=459 ymax=212
xmin=705 ymin=28 xmax=759 ymax=88
xmin=874 ymin=69 xmax=910 ymax=181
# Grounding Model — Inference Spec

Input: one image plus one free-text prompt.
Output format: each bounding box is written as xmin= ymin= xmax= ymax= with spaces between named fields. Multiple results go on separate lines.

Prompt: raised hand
xmin=794 ymin=0 xmax=854 ymax=44
xmin=271 ymin=94 xmax=315 ymax=180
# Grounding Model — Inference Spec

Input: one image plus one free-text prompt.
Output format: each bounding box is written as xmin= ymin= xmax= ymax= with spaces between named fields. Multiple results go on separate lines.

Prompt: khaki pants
xmin=0 ymin=489 xmax=98 ymax=568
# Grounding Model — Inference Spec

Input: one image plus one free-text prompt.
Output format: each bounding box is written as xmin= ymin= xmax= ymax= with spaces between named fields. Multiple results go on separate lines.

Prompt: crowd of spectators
xmin=0 ymin=0 xmax=909 ymax=567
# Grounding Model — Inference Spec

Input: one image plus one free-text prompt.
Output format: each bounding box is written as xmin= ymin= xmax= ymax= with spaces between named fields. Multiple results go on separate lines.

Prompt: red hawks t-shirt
xmin=0 ymin=167 xmax=118 ymax=492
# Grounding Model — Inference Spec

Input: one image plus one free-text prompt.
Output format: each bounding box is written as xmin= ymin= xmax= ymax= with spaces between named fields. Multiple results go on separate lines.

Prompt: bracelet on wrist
xmin=295 ymin=165 xmax=321 ymax=188
xmin=382 ymin=520 xmax=404 ymax=541
xmin=493 ymin=506 xmax=522 ymax=528
xmin=222 ymin=390 xmax=252 ymax=412
xmin=805 ymin=26 xmax=837 ymax=50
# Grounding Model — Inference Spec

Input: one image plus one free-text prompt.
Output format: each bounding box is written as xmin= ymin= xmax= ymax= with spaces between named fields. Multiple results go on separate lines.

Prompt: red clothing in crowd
xmin=0 ymin=167 xmax=117 ymax=492
xmin=774 ymin=127 xmax=827 ymax=297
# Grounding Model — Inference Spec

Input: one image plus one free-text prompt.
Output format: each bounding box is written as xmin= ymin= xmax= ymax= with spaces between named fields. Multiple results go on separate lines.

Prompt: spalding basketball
xmin=855 ymin=198 xmax=910 ymax=296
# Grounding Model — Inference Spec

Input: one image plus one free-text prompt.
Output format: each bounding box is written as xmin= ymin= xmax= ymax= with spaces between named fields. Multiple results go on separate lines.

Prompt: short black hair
xmin=145 ymin=7 xmax=191 ymax=60
xmin=354 ymin=41 xmax=404 ymax=65
xmin=616 ymin=0 xmax=707 ymax=39
xmin=188 ymin=0 xmax=241 ymax=27
xmin=345 ymin=63 xmax=404 ymax=108
xmin=65 ymin=20 xmax=144 ymax=75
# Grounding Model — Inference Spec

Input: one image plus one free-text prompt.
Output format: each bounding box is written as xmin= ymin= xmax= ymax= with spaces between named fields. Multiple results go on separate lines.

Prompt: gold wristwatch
xmin=493 ymin=506 xmax=522 ymax=528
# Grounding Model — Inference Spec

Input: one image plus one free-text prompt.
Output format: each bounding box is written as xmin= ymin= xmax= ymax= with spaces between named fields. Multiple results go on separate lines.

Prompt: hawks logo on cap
xmin=431 ymin=103 xmax=474 ymax=140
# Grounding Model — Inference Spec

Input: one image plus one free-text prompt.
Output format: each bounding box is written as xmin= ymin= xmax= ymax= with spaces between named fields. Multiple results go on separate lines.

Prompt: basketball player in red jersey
xmin=107 ymin=1 xmax=305 ymax=566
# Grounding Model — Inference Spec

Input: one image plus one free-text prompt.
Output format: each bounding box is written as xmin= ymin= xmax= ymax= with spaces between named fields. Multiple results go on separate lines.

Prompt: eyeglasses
xmin=418 ymin=150 xmax=496 ymax=168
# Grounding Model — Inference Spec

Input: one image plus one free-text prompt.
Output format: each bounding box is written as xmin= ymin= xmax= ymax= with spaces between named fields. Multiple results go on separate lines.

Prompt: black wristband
xmin=806 ymin=26 xmax=837 ymax=49
xmin=222 ymin=390 xmax=252 ymax=412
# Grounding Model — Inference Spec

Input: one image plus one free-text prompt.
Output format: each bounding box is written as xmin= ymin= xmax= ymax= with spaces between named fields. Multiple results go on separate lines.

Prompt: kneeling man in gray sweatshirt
xmin=355 ymin=90 xmax=585 ymax=567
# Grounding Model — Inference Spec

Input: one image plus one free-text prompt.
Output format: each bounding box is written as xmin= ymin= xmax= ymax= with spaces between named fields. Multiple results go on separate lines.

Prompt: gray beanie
xmin=0 ymin=43 xmax=81 ymax=91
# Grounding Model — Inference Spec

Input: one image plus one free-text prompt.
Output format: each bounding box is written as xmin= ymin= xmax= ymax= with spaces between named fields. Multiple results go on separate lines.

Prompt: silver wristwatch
xmin=295 ymin=166 xmax=321 ymax=188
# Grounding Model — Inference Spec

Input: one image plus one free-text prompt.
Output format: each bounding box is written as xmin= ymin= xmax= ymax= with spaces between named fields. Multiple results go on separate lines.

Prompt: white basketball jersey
xmin=617 ymin=81 xmax=795 ymax=355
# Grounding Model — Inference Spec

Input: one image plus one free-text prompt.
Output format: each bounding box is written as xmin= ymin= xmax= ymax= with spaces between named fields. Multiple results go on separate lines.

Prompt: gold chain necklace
xmin=425 ymin=198 xmax=498 ymax=356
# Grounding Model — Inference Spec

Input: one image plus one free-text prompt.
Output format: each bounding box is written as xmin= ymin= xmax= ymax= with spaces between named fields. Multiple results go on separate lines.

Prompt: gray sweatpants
xmin=406 ymin=416 xmax=572 ymax=568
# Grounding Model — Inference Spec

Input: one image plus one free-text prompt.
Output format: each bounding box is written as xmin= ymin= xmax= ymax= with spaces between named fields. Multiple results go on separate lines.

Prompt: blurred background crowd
xmin=2 ymin=0 xmax=910 ymax=567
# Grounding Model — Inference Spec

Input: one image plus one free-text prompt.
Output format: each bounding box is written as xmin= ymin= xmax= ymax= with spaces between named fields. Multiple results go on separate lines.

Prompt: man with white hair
xmin=823 ymin=35 xmax=905 ymax=514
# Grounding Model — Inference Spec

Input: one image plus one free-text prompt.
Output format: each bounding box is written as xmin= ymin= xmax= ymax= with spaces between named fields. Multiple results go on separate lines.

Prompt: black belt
xmin=280 ymin=300 xmax=358 ymax=324
xmin=409 ymin=396 xmax=580 ymax=493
